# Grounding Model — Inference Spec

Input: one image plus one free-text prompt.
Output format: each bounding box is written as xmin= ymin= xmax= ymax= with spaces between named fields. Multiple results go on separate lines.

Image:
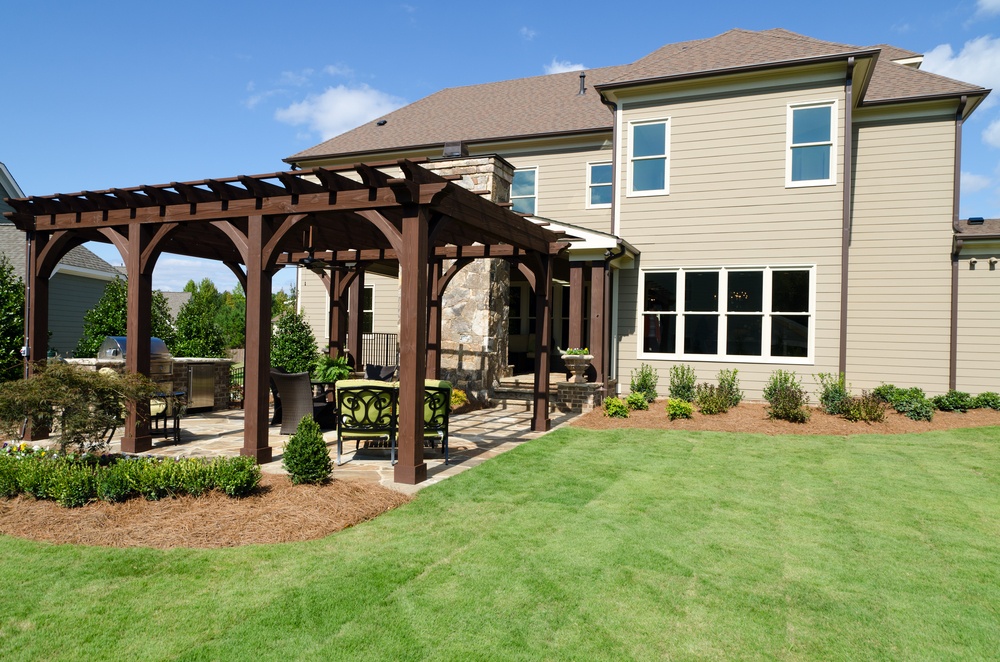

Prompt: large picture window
xmin=629 ymin=120 xmax=669 ymax=195
xmin=641 ymin=266 xmax=814 ymax=362
xmin=511 ymin=167 xmax=537 ymax=214
xmin=787 ymin=101 xmax=836 ymax=186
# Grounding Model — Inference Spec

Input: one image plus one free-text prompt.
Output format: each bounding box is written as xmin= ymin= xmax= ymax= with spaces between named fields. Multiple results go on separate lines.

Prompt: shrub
xmin=932 ymin=390 xmax=973 ymax=413
xmin=271 ymin=311 xmax=319 ymax=374
xmin=625 ymin=392 xmax=649 ymax=411
xmin=816 ymin=372 xmax=851 ymax=415
xmin=842 ymin=390 xmax=887 ymax=423
xmin=282 ymin=415 xmax=332 ymax=485
xmin=717 ymin=369 xmax=743 ymax=408
xmin=872 ymin=384 xmax=899 ymax=403
xmin=55 ymin=464 xmax=97 ymax=508
xmin=450 ymin=388 xmax=469 ymax=411
xmin=630 ymin=364 xmax=659 ymax=403
xmin=0 ymin=254 xmax=25 ymax=383
xmin=603 ymin=397 xmax=629 ymax=419
xmin=97 ymin=460 xmax=138 ymax=503
xmin=891 ymin=388 xmax=934 ymax=422
xmin=694 ymin=383 xmax=729 ymax=415
xmin=212 ymin=456 xmax=261 ymax=498
xmin=75 ymin=277 xmax=175 ymax=358
xmin=666 ymin=398 xmax=694 ymax=421
xmin=17 ymin=455 xmax=62 ymax=499
xmin=668 ymin=364 xmax=696 ymax=402
xmin=973 ymin=391 xmax=1000 ymax=410
xmin=764 ymin=370 xmax=810 ymax=423
xmin=0 ymin=454 xmax=19 ymax=498
xmin=311 ymin=355 xmax=352 ymax=383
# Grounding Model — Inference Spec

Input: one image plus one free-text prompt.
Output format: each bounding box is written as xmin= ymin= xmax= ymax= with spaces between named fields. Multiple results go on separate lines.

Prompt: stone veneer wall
xmin=425 ymin=156 xmax=514 ymax=402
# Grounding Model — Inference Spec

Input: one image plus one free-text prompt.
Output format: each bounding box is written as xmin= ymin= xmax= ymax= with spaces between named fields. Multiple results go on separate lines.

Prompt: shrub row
xmin=0 ymin=447 xmax=261 ymax=508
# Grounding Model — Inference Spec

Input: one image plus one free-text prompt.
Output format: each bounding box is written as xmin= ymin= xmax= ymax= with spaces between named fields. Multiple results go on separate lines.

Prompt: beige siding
xmin=368 ymin=272 xmax=400 ymax=334
xmin=296 ymin=268 xmax=399 ymax=350
xmin=846 ymin=118 xmax=955 ymax=394
xmin=614 ymin=78 xmax=846 ymax=398
xmin=957 ymin=243 xmax=1000 ymax=394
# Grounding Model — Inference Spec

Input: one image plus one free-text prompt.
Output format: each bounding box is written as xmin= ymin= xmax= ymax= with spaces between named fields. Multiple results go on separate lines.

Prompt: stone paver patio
xmin=109 ymin=405 xmax=580 ymax=495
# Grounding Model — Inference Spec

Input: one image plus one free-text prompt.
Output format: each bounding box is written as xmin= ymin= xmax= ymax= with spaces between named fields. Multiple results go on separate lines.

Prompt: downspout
xmin=950 ymin=95 xmax=968 ymax=390
xmin=838 ymin=57 xmax=854 ymax=376
xmin=22 ymin=230 xmax=32 ymax=379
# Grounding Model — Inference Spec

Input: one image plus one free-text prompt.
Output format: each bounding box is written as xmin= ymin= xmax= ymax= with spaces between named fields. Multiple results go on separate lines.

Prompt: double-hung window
xmin=787 ymin=101 xmax=836 ymax=186
xmin=629 ymin=120 xmax=669 ymax=195
xmin=511 ymin=167 xmax=537 ymax=214
xmin=641 ymin=266 xmax=814 ymax=362
xmin=587 ymin=162 xmax=612 ymax=208
xmin=361 ymin=285 xmax=374 ymax=334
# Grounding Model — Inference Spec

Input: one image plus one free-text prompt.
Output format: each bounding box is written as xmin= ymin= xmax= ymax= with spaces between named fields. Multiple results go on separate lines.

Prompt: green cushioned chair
xmin=423 ymin=380 xmax=452 ymax=465
xmin=335 ymin=382 xmax=398 ymax=465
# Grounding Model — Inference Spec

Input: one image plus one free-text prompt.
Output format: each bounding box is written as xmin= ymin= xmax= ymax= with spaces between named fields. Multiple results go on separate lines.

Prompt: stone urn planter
xmin=562 ymin=354 xmax=594 ymax=384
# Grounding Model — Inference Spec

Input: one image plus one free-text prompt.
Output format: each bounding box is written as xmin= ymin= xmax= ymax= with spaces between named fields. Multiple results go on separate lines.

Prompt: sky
xmin=3 ymin=0 xmax=999 ymax=292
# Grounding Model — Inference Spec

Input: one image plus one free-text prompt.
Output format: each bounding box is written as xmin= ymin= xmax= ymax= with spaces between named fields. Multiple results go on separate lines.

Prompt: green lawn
xmin=3 ymin=426 xmax=1000 ymax=660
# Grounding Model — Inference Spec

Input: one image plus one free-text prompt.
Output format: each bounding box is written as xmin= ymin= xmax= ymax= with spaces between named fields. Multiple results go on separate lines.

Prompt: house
xmin=285 ymin=28 xmax=993 ymax=400
xmin=1 ymin=161 xmax=120 ymax=357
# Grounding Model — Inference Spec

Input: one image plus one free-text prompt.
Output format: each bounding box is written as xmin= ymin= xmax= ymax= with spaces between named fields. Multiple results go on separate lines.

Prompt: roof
xmin=160 ymin=291 xmax=191 ymax=318
xmin=288 ymin=29 xmax=988 ymax=164
xmin=957 ymin=218 xmax=1000 ymax=237
xmin=0 ymin=162 xmax=25 ymax=217
xmin=0 ymin=222 xmax=120 ymax=279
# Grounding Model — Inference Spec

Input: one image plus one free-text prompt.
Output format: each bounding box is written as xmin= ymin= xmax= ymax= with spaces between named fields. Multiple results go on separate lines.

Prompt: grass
xmin=3 ymin=426 xmax=1000 ymax=660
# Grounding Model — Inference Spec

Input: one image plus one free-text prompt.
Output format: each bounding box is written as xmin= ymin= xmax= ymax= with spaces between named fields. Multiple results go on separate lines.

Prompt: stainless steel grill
xmin=96 ymin=336 xmax=174 ymax=383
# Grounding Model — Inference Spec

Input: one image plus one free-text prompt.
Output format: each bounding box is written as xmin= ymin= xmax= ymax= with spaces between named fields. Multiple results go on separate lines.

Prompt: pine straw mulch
xmin=0 ymin=473 xmax=410 ymax=550
xmin=572 ymin=400 xmax=1000 ymax=436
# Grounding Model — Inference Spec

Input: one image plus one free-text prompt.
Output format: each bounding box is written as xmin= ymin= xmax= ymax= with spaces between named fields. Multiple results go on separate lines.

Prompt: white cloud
xmin=962 ymin=171 xmax=993 ymax=192
xmin=923 ymin=36 xmax=1000 ymax=108
xmin=984 ymin=118 xmax=1000 ymax=147
xmin=544 ymin=58 xmax=585 ymax=75
xmin=279 ymin=68 xmax=315 ymax=87
xmin=520 ymin=26 xmax=536 ymax=41
xmin=275 ymin=85 xmax=405 ymax=140
xmin=977 ymin=0 xmax=1000 ymax=16
xmin=323 ymin=63 xmax=353 ymax=77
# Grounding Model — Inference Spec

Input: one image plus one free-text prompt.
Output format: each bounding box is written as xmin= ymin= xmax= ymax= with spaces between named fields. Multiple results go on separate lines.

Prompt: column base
xmin=121 ymin=434 xmax=153 ymax=454
xmin=394 ymin=461 xmax=428 ymax=485
xmin=241 ymin=445 xmax=273 ymax=463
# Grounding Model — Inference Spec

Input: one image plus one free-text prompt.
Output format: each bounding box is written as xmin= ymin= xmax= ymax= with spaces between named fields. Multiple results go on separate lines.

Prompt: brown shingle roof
xmin=957 ymin=218 xmax=1000 ymax=236
xmin=289 ymin=29 xmax=987 ymax=163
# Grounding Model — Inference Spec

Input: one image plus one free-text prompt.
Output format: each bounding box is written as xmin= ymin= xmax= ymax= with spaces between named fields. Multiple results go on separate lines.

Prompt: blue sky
xmin=3 ymin=0 xmax=999 ymax=292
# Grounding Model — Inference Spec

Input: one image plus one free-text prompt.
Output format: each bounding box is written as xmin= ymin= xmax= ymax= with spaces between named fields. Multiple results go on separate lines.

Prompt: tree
xmin=173 ymin=278 xmax=226 ymax=358
xmin=0 ymin=255 xmax=25 ymax=382
xmin=217 ymin=284 xmax=246 ymax=350
xmin=270 ymin=310 xmax=318 ymax=374
xmin=271 ymin=287 xmax=296 ymax=319
xmin=74 ymin=278 xmax=175 ymax=358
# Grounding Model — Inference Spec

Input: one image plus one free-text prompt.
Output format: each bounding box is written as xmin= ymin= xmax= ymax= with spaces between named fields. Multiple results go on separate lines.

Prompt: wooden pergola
xmin=4 ymin=159 xmax=569 ymax=485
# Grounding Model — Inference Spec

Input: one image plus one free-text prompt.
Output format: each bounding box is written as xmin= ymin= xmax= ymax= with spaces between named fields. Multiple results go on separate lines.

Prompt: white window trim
xmin=627 ymin=118 xmax=670 ymax=197
xmin=362 ymin=285 xmax=374 ymax=334
xmin=637 ymin=265 xmax=816 ymax=364
xmin=785 ymin=100 xmax=837 ymax=188
xmin=511 ymin=166 xmax=539 ymax=215
xmin=586 ymin=161 xmax=613 ymax=209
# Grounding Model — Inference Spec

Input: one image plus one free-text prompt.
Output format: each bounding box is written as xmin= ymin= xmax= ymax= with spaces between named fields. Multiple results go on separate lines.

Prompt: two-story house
xmin=286 ymin=28 xmax=992 ymax=399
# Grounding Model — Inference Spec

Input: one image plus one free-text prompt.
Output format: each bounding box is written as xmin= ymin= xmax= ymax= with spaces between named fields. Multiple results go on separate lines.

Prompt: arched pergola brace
xmin=355 ymin=209 xmax=403 ymax=255
xmin=140 ymin=222 xmax=179 ymax=274
xmin=223 ymin=261 xmax=247 ymax=291
xmin=34 ymin=231 xmax=85 ymax=279
xmin=262 ymin=214 xmax=309 ymax=269
xmin=97 ymin=227 xmax=129 ymax=266
xmin=211 ymin=220 xmax=250 ymax=264
xmin=438 ymin=257 xmax=474 ymax=297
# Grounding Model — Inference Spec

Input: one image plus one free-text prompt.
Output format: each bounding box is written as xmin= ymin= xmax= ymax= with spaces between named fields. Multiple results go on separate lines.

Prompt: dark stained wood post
xmin=532 ymin=254 xmax=553 ymax=432
xmin=326 ymin=269 xmax=347 ymax=359
xmin=242 ymin=215 xmax=273 ymax=463
xmin=121 ymin=225 xmax=152 ymax=454
xmin=589 ymin=261 xmax=607 ymax=388
xmin=395 ymin=208 xmax=429 ymax=485
xmin=568 ymin=262 xmax=584 ymax=350
xmin=347 ymin=268 xmax=365 ymax=368
xmin=426 ymin=259 xmax=443 ymax=379
xmin=22 ymin=232 xmax=50 ymax=440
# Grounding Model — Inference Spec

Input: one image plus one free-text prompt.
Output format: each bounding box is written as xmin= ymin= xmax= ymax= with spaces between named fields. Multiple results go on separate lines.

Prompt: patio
xmin=108 ymin=405 xmax=582 ymax=495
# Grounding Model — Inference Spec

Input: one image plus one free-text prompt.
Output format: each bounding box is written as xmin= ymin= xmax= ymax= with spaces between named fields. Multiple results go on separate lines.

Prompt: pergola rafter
xmin=3 ymin=158 xmax=565 ymax=485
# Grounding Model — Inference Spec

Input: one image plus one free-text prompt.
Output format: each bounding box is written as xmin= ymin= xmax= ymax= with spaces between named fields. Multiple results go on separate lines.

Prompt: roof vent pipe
xmin=578 ymin=71 xmax=586 ymax=95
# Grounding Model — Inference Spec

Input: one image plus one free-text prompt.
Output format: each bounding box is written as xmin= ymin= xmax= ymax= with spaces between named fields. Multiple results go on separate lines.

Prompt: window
xmin=362 ymin=286 xmax=374 ymax=334
xmin=587 ymin=162 xmax=612 ymax=208
xmin=787 ymin=101 xmax=836 ymax=186
xmin=629 ymin=120 xmax=669 ymax=194
xmin=641 ymin=266 xmax=814 ymax=362
xmin=511 ymin=168 xmax=537 ymax=214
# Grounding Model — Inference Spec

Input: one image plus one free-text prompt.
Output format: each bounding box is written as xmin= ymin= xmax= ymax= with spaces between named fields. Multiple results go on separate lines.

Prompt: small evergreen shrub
xmin=816 ymin=372 xmax=851 ymax=415
xmin=764 ymin=370 xmax=810 ymax=423
xmin=625 ymin=392 xmax=649 ymax=411
xmin=890 ymin=388 xmax=934 ymax=422
xmin=55 ymin=464 xmax=97 ymax=508
xmin=18 ymin=456 xmax=61 ymax=500
xmin=695 ymin=383 xmax=729 ymax=415
xmin=666 ymin=398 xmax=694 ymax=421
xmin=630 ymin=364 xmax=659 ymax=403
xmin=212 ymin=456 xmax=261 ymax=497
xmin=842 ymin=390 xmax=887 ymax=423
xmin=97 ymin=460 xmax=137 ymax=503
xmin=668 ymin=364 xmax=697 ymax=402
xmin=603 ymin=397 xmax=630 ymax=418
xmin=932 ymin=390 xmax=973 ymax=413
xmin=872 ymin=384 xmax=899 ymax=403
xmin=717 ymin=369 xmax=743 ymax=408
xmin=0 ymin=455 xmax=19 ymax=498
xmin=282 ymin=415 xmax=332 ymax=485
xmin=972 ymin=391 xmax=1000 ymax=410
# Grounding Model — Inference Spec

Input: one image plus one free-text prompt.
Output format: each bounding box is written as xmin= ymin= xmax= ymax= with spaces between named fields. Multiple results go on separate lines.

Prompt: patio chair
xmin=269 ymin=371 xmax=337 ymax=435
xmin=423 ymin=380 xmax=452 ymax=465
xmin=364 ymin=364 xmax=398 ymax=381
xmin=335 ymin=381 xmax=398 ymax=465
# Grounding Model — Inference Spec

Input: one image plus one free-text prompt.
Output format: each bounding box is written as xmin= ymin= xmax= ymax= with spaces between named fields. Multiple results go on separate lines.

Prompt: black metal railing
xmin=229 ymin=366 xmax=245 ymax=409
xmin=362 ymin=333 xmax=399 ymax=368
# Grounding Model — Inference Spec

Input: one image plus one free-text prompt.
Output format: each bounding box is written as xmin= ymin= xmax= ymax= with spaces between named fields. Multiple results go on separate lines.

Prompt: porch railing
xmin=362 ymin=332 xmax=399 ymax=368
xmin=229 ymin=366 xmax=245 ymax=409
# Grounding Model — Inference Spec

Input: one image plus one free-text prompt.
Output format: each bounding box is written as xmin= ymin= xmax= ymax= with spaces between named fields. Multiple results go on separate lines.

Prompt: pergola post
xmin=242 ymin=215 xmax=273 ymax=463
xmin=327 ymin=268 xmax=348 ymax=359
xmin=568 ymin=262 xmax=584 ymax=350
xmin=121 ymin=226 xmax=153 ymax=454
xmin=22 ymin=232 xmax=50 ymax=440
xmin=347 ymin=268 xmax=365 ymax=368
xmin=395 ymin=208 xmax=428 ymax=485
xmin=589 ymin=261 xmax=608 ymax=388
xmin=426 ymin=260 xmax=443 ymax=379
xmin=532 ymin=254 xmax=553 ymax=432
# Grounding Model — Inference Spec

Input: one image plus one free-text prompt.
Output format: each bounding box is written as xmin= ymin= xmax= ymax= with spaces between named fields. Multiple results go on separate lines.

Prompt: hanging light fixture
xmin=297 ymin=222 xmax=327 ymax=271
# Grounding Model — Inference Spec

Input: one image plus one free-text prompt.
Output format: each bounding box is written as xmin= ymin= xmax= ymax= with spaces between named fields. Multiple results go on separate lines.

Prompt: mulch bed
xmin=572 ymin=401 xmax=1000 ymax=435
xmin=0 ymin=473 xmax=410 ymax=549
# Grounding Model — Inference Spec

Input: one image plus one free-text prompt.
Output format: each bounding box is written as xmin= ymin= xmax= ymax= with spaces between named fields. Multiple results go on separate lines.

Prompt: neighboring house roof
xmin=289 ymin=29 xmax=988 ymax=164
xmin=160 ymin=291 xmax=191 ymax=318
xmin=957 ymin=218 xmax=1000 ymax=237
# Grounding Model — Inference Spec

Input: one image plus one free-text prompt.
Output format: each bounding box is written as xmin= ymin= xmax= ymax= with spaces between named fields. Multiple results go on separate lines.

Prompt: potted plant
xmin=561 ymin=347 xmax=594 ymax=383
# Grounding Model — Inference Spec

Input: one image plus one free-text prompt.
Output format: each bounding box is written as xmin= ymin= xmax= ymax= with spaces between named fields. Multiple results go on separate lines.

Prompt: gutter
xmin=949 ymin=95 xmax=968 ymax=391
xmin=839 ymin=57 xmax=855 ymax=377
